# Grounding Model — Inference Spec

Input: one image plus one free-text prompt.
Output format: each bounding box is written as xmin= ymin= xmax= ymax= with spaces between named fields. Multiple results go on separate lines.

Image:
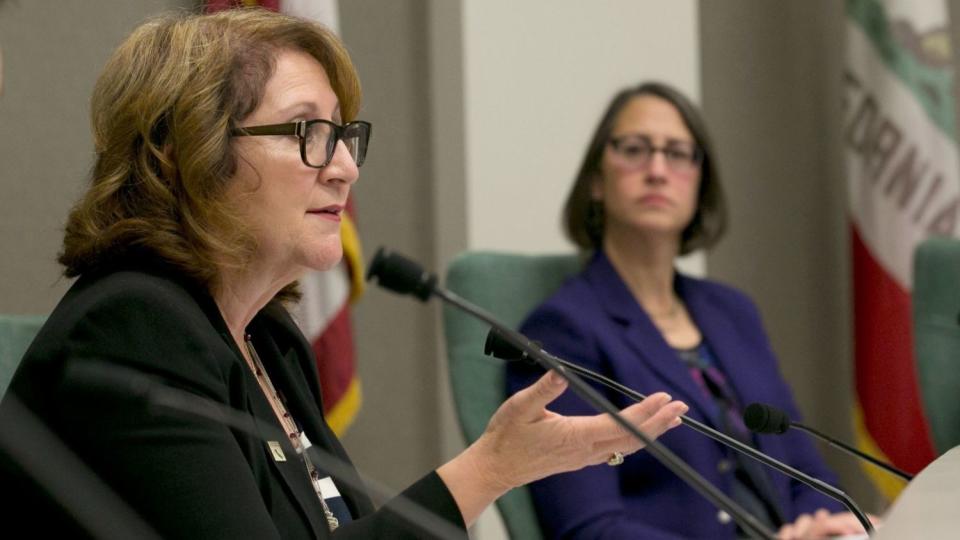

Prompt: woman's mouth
xmin=307 ymin=205 xmax=344 ymax=222
xmin=639 ymin=194 xmax=671 ymax=206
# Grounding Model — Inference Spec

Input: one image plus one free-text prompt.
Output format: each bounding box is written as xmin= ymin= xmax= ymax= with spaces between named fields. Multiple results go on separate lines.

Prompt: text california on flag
xmin=844 ymin=2 xmax=959 ymax=288
xmin=844 ymin=0 xmax=955 ymax=500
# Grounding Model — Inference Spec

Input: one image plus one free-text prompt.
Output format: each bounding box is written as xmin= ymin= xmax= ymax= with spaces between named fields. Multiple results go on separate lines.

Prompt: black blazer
xmin=0 ymin=262 xmax=464 ymax=539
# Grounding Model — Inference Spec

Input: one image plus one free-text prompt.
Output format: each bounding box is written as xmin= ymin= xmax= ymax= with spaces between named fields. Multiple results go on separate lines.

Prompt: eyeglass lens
xmin=305 ymin=121 xmax=369 ymax=168
xmin=609 ymin=136 xmax=700 ymax=173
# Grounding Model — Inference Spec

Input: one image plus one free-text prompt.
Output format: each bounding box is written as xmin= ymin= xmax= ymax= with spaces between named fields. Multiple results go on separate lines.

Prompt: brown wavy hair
xmin=59 ymin=8 xmax=361 ymax=293
xmin=564 ymin=82 xmax=727 ymax=255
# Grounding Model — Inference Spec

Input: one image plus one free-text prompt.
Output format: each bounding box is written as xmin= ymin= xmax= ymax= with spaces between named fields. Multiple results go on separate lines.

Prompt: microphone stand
xmin=791 ymin=422 xmax=911 ymax=480
xmin=367 ymin=248 xmax=776 ymax=539
xmin=486 ymin=328 xmax=876 ymax=535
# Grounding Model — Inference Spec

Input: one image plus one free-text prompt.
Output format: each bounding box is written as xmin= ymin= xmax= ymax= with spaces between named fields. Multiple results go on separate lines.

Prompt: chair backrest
xmin=913 ymin=237 xmax=960 ymax=454
xmin=0 ymin=314 xmax=46 ymax=398
xmin=443 ymin=251 xmax=580 ymax=539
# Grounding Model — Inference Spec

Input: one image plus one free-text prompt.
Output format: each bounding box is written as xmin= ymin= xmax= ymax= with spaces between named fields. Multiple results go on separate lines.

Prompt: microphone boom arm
xmin=790 ymin=423 xmax=912 ymax=481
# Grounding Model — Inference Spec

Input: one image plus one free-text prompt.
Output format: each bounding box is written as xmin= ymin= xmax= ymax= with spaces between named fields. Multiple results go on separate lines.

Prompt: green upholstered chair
xmin=913 ymin=237 xmax=960 ymax=454
xmin=443 ymin=251 xmax=581 ymax=539
xmin=0 ymin=314 xmax=46 ymax=398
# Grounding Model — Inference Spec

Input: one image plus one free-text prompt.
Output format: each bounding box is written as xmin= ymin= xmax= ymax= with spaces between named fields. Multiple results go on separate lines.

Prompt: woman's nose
xmin=322 ymin=139 xmax=360 ymax=185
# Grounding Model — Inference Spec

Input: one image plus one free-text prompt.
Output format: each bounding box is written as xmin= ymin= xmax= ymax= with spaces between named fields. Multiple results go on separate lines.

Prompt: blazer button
xmin=716 ymin=510 xmax=732 ymax=524
xmin=717 ymin=459 xmax=733 ymax=473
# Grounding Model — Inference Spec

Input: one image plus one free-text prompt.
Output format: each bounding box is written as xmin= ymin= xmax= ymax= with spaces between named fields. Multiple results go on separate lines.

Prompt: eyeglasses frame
xmin=607 ymin=135 xmax=703 ymax=174
xmin=230 ymin=119 xmax=372 ymax=169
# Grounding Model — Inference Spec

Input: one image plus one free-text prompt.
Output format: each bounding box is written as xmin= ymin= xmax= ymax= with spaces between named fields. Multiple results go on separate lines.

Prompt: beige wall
xmin=459 ymin=0 xmax=699 ymax=254
xmin=0 ymin=1 xmax=194 ymax=316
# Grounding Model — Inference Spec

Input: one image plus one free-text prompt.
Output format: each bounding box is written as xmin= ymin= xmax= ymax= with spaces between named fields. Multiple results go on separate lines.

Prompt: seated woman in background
xmin=506 ymin=82 xmax=869 ymax=539
xmin=0 ymin=11 xmax=689 ymax=539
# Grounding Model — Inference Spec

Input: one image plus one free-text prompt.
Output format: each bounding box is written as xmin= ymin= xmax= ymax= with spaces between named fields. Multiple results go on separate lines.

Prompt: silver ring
xmin=607 ymin=451 xmax=624 ymax=466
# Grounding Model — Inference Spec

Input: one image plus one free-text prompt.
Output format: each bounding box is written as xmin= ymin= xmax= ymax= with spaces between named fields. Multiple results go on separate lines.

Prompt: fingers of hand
xmin=500 ymin=370 xmax=568 ymax=423
xmin=637 ymin=399 xmax=688 ymax=436
xmin=778 ymin=513 xmax=812 ymax=540
xmin=816 ymin=511 xmax=869 ymax=535
xmin=581 ymin=395 xmax=687 ymax=463
xmin=579 ymin=392 xmax=667 ymax=442
xmin=619 ymin=394 xmax=688 ymax=439
xmin=609 ymin=392 xmax=668 ymax=432
xmin=778 ymin=510 xmax=868 ymax=540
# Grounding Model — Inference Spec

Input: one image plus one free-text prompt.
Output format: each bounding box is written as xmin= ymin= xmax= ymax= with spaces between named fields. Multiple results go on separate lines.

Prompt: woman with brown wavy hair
xmin=0 ymin=9 xmax=687 ymax=539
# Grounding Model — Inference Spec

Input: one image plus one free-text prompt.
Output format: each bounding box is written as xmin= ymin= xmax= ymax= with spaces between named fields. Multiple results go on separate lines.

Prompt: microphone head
xmin=366 ymin=246 xmax=437 ymax=302
xmin=743 ymin=403 xmax=791 ymax=434
xmin=483 ymin=328 xmax=542 ymax=365
xmin=484 ymin=328 xmax=523 ymax=360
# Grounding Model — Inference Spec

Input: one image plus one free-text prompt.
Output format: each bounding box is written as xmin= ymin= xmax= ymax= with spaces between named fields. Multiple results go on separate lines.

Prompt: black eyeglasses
xmin=231 ymin=119 xmax=372 ymax=168
xmin=608 ymin=135 xmax=702 ymax=174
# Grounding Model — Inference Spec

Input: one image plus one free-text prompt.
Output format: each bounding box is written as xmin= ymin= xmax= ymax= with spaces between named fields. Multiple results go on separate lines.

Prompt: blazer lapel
xmin=234 ymin=331 xmax=329 ymax=538
xmin=252 ymin=305 xmax=375 ymax=520
xmin=585 ymin=254 xmax=716 ymax=421
xmin=679 ymin=277 xmax=788 ymax=522
xmin=678 ymin=276 xmax=762 ymax=415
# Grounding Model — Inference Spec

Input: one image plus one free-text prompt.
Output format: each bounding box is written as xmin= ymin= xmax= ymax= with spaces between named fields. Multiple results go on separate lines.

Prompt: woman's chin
xmin=300 ymin=243 xmax=344 ymax=272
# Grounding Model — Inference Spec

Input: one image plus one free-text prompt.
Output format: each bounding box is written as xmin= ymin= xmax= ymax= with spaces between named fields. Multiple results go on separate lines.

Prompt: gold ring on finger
xmin=607 ymin=451 xmax=624 ymax=466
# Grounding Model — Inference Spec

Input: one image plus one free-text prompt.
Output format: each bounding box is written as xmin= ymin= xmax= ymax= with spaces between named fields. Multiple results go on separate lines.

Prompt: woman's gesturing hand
xmin=438 ymin=369 xmax=688 ymax=526
xmin=476 ymin=370 xmax=688 ymax=489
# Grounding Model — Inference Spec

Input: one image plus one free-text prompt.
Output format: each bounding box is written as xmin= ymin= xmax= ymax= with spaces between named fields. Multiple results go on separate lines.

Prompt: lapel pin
xmin=267 ymin=441 xmax=287 ymax=462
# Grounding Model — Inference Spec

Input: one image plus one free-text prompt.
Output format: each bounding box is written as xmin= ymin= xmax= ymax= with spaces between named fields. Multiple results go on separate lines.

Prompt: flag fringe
xmin=341 ymin=213 xmax=365 ymax=303
xmin=852 ymin=404 xmax=906 ymax=501
xmin=325 ymin=376 xmax=362 ymax=436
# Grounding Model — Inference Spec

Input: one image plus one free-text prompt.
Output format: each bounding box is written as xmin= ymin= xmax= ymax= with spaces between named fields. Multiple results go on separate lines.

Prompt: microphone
xmin=64 ymin=360 xmax=467 ymax=540
xmin=366 ymin=248 xmax=436 ymax=301
xmin=744 ymin=403 xmax=913 ymax=481
xmin=485 ymin=328 xmax=877 ymax=534
xmin=367 ymin=247 xmax=777 ymax=540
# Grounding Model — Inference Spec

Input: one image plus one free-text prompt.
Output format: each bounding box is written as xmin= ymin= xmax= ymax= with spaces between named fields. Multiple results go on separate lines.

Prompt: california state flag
xmin=844 ymin=0 xmax=958 ymax=499
xmin=206 ymin=0 xmax=363 ymax=436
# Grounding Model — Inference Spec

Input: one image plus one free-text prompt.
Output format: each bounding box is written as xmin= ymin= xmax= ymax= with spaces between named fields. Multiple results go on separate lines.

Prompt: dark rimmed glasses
xmin=231 ymin=119 xmax=372 ymax=168
xmin=608 ymin=134 xmax=702 ymax=175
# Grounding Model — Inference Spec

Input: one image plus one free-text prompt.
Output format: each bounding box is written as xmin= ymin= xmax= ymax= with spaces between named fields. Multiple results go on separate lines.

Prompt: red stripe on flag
xmin=851 ymin=225 xmax=936 ymax=473
xmin=311 ymin=303 xmax=356 ymax=410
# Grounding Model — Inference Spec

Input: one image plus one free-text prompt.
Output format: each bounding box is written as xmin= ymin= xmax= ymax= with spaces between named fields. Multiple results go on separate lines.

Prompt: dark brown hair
xmin=563 ymin=81 xmax=727 ymax=255
xmin=59 ymin=8 xmax=361 ymax=292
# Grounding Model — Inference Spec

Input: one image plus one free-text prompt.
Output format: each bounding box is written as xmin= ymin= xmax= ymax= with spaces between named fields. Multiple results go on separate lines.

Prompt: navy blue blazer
xmin=506 ymin=252 xmax=843 ymax=539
